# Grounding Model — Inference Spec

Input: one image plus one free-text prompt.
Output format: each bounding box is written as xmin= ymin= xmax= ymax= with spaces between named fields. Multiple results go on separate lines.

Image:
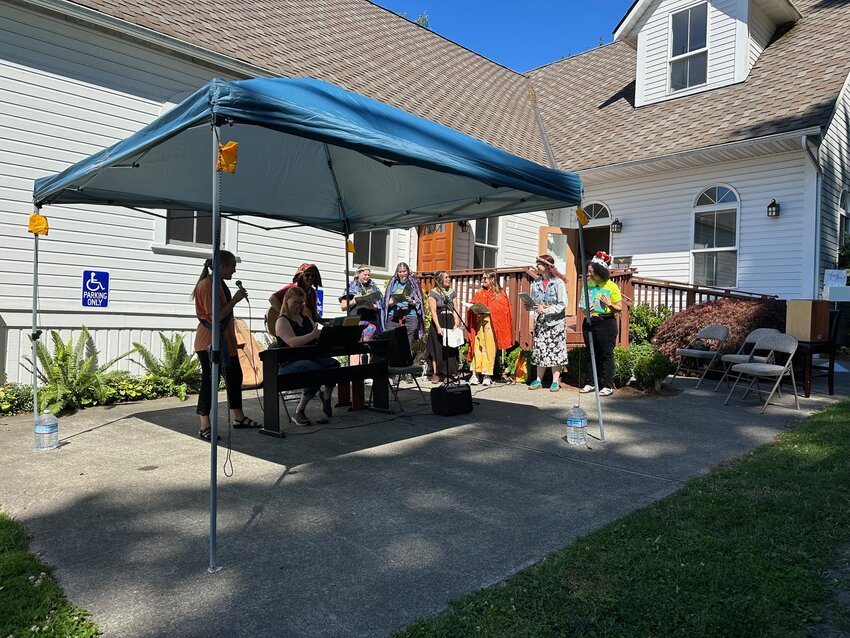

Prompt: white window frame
xmin=353 ymin=229 xmax=391 ymax=273
xmin=473 ymin=217 xmax=500 ymax=269
xmin=839 ymin=189 xmax=849 ymax=249
xmin=690 ymin=184 xmax=740 ymax=288
xmin=668 ymin=2 xmax=709 ymax=94
xmin=151 ymin=211 xmax=238 ymax=258
xmin=583 ymin=201 xmax=612 ymax=226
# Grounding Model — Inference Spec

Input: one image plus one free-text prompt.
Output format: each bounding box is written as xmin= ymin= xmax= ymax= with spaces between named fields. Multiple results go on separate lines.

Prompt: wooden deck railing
xmin=631 ymin=276 xmax=775 ymax=313
xmin=416 ymin=267 xmax=775 ymax=351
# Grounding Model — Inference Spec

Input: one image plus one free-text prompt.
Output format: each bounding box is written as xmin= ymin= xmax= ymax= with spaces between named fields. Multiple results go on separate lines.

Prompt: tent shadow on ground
xmin=134 ymin=385 xmax=479 ymax=468
xmin=4 ymin=378 xmax=845 ymax=636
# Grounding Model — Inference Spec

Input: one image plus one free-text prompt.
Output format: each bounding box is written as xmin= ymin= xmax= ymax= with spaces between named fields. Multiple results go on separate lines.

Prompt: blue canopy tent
xmin=32 ymin=77 xmax=589 ymax=571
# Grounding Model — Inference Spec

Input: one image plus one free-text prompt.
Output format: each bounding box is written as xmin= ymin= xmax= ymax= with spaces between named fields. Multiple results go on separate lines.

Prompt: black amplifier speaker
xmin=430 ymin=384 xmax=473 ymax=416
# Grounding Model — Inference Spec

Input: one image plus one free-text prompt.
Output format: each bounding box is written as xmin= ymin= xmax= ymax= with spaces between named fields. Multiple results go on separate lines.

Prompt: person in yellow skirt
xmin=466 ymin=271 xmax=514 ymax=385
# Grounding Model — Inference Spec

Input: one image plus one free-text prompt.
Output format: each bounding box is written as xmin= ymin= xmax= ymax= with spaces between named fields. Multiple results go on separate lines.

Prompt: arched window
xmin=584 ymin=202 xmax=611 ymax=222
xmin=692 ymin=185 xmax=738 ymax=287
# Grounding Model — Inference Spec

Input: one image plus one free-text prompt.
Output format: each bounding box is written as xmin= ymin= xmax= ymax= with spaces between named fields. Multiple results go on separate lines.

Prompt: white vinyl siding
xmin=500 ymin=210 xmax=550 ymax=266
xmin=747 ymin=1 xmax=772 ymax=72
xmin=0 ymin=2 xmax=397 ymax=382
xmin=636 ymin=0 xmax=743 ymax=106
xmin=579 ymin=151 xmax=811 ymax=297
xmin=819 ymin=75 xmax=850 ymax=284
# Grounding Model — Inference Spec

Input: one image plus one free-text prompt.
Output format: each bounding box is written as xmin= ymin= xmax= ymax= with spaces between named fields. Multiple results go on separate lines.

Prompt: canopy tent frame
xmin=30 ymin=76 xmax=589 ymax=573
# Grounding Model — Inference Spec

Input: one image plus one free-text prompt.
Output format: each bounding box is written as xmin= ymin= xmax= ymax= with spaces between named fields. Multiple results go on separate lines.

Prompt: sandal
xmin=232 ymin=416 xmax=262 ymax=429
xmin=198 ymin=428 xmax=221 ymax=442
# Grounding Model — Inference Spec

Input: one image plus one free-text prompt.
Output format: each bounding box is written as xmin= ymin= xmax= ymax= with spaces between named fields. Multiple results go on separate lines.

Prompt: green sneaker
xmin=549 ymin=382 xmax=560 ymax=392
xmin=528 ymin=379 xmax=542 ymax=390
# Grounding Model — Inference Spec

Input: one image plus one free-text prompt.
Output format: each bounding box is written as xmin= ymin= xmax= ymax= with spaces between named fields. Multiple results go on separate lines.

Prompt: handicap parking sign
xmin=315 ymin=289 xmax=324 ymax=316
xmin=82 ymin=270 xmax=109 ymax=307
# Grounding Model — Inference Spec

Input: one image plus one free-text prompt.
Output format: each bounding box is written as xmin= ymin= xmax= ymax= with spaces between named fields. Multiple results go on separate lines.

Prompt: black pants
xmin=583 ymin=316 xmax=618 ymax=389
xmin=385 ymin=310 xmax=418 ymax=346
xmin=426 ymin=312 xmax=458 ymax=379
xmin=196 ymin=351 xmax=243 ymax=416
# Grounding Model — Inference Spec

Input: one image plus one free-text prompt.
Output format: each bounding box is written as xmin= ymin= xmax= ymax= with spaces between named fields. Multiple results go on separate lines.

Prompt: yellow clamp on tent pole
xmin=216 ymin=140 xmax=239 ymax=174
xmin=575 ymin=206 xmax=589 ymax=226
xmin=28 ymin=211 xmax=49 ymax=236
xmin=346 ymin=239 xmax=356 ymax=253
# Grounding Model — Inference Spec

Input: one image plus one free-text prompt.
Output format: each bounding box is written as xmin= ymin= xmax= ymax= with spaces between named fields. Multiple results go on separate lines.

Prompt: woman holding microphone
xmin=193 ymin=251 xmax=261 ymax=441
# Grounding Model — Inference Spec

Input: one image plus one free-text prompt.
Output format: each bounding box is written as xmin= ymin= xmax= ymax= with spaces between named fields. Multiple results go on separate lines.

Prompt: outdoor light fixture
xmin=458 ymin=220 xmax=469 ymax=232
xmin=767 ymin=199 xmax=780 ymax=218
xmin=611 ymin=217 xmax=623 ymax=233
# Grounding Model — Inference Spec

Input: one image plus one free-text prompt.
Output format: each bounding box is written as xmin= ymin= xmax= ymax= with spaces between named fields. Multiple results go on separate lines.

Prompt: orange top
xmin=466 ymin=288 xmax=514 ymax=359
xmin=194 ymin=276 xmax=239 ymax=356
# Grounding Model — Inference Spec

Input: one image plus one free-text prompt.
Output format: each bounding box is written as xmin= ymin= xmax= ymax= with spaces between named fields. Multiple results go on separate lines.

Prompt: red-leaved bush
xmin=652 ymin=298 xmax=787 ymax=360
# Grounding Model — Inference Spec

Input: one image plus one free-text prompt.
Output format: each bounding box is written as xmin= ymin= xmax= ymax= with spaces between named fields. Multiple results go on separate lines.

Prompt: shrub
xmin=613 ymin=346 xmax=632 ymax=387
xmin=132 ymin=332 xmax=201 ymax=393
xmin=629 ymin=303 xmax=672 ymax=345
xmin=652 ymin=298 xmax=786 ymax=360
xmin=633 ymin=351 xmax=672 ymax=390
xmin=23 ymin=327 xmax=133 ymax=413
xmin=457 ymin=343 xmax=470 ymax=372
xmin=613 ymin=343 xmax=659 ymax=387
xmin=0 ymin=383 xmax=34 ymax=416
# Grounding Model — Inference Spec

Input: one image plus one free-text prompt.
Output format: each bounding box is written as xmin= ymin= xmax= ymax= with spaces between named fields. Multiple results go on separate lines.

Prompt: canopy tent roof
xmin=33 ymin=77 xmax=582 ymax=234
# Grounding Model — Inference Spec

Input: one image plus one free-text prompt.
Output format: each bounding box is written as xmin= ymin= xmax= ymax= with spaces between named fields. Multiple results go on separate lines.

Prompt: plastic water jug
xmin=565 ymin=405 xmax=587 ymax=446
xmin=34 ymin=410 xmax=59 ymax=451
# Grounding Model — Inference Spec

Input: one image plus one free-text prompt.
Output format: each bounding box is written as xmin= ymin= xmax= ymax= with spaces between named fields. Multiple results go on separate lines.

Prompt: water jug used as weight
xmin=34 ymin=410 xmax=59 ymax=451
xmin=565 ymin=405 xmax=587 ymax=446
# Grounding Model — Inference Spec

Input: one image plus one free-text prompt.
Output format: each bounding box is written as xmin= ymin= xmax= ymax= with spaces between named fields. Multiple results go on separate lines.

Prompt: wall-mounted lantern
xmin=610 ymin=217 xmax=623 ymax=233
xmin=767 ymin=199 xmax=780 ymax=218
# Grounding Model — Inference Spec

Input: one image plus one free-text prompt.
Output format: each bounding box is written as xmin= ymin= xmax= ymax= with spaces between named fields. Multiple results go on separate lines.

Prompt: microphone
xmin=235 ymin=280 xmax=245 ymax=291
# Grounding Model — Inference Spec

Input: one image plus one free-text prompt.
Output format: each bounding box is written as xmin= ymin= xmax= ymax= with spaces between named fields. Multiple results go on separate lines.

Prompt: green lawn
xmin=0 ymin=513 xmax=99 ymax=637
xmin=395 ymin=400 xmax=850 ymax=637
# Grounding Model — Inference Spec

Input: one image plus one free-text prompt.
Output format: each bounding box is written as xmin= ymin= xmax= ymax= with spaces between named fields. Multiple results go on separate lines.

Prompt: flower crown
xmin=590 ymin=251 xmax=612 ymax=268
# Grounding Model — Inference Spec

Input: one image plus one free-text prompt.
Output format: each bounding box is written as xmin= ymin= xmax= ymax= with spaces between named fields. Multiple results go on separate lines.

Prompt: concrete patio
xmin=1 ymin=372 xmax=846 ymax=637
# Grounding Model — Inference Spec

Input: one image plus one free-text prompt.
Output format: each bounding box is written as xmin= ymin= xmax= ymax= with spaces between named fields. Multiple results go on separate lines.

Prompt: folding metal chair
xmin=671 ymin=324 xmax=730 ymax=389
xmin=724 ymin=332 xmax=799 ymax=413
xmin=371 ymin=327 xmax=428 ymax=410
xmin=713 ymin=327 xmax=780 ymax=391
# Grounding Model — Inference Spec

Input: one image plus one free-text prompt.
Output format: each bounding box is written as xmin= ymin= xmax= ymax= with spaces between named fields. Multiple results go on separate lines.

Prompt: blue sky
xmin=371 ymin=1 xmax=636 ymax=71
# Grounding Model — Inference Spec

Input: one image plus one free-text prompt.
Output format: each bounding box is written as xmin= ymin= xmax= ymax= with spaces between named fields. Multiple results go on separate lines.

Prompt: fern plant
xmin=131 ymin=332 xmax=201 ymax=394
xmin=23 ymin=327 xmax=133 ymax=413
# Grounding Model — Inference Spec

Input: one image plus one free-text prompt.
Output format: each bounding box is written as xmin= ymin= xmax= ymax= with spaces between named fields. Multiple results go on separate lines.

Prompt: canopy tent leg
xmin=31 ymin=233 xmax=41 ymax=424
xmin=208 ymin=124 xmax=222 ymax=574
xmin=576 ymin=223 xmax=605 ymax=442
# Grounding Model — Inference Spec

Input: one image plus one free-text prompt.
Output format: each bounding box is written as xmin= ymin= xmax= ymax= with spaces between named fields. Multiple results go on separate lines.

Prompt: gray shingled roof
xmin=528 ymin=0 xmax=850 ymax=171
xmin=56 ymin=0 xmax=850 ymax=172
xmin=64 ymin=0 xmax=548 ymax=165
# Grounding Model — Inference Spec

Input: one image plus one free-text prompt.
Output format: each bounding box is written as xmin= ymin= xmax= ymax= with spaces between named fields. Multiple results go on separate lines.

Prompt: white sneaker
xmin=468 ymin=373 xmax=480 ymax=385
xmin=599 ymin=387 xmax=613 ymax=396
xmin=364 ymin=378 xmax=373 ymax=386
xmin=580 ymin=384 xmax=594 ymax=393
xmin=482 ymin=376 xmax=492 ymax=386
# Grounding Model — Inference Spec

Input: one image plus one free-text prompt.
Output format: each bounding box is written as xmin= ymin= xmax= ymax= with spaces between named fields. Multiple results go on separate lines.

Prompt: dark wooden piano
xmin=258 ymin=340 xmax=390 ymax=438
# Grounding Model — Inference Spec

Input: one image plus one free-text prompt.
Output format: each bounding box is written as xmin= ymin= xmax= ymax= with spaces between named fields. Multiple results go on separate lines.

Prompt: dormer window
xmin=669 ymin=2 xmax=708 ymax=92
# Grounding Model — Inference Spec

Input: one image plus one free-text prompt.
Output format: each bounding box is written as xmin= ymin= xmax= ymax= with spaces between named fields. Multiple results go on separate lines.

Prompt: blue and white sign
xmin=82 ymin=270 xmax=109 ymax=307
xmin=315 ymin=289 xmax=324 ymax=316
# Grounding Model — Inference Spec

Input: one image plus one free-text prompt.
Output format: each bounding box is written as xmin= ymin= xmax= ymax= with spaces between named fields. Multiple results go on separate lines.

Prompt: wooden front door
xmin=417 ymin=223 xmax=453 ymax=271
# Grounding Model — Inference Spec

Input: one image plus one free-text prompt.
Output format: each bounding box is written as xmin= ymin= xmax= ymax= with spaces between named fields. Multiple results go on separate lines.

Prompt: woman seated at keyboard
xmin=275 ymin=286 xmax=340 ymax=426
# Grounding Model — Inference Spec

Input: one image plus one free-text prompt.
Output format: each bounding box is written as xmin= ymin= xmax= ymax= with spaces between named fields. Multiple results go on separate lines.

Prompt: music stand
xmin=317 ymin=324 xmax=366 ymax=349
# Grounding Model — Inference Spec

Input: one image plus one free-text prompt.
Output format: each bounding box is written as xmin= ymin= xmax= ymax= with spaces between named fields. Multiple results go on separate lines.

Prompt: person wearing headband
xmin=339 ymin=264 xmax=383 ymax=366
xmin=528 ymin=254 xmax=569 ymax=391
xmin=580 ymin=251 xmax=622 ymax=396
xmin=267 ymin=263 xmax=323 ymax=330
